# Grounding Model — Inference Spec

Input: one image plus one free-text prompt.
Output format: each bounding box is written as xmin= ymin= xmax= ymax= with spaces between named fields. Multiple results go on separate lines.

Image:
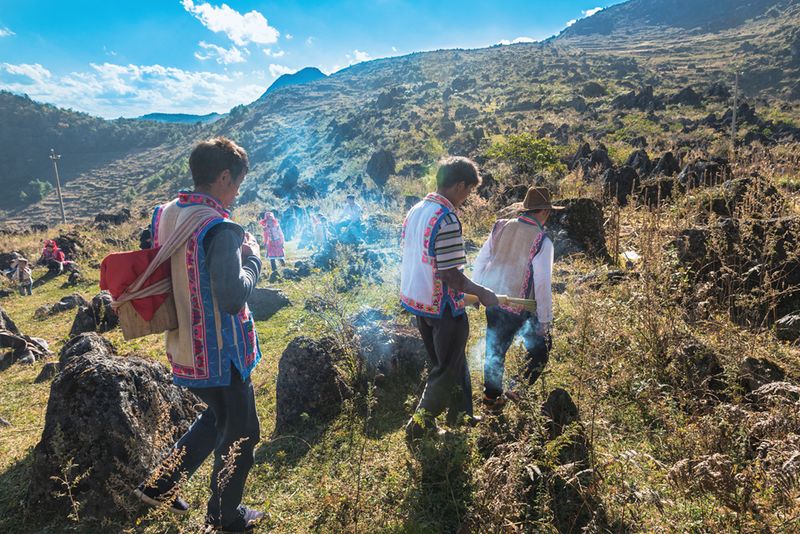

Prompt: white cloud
xmin=0 ymin=61 xmax=267 ymax=118
xmin=195 ymin=41 xmax=247 ymax=64
xmin=263 ymin=48 xmax=285 ymax=58
xmin=0 ymin=63 xmax=52 ymax=84
xmin=353 ymin=50 xmax=371 ymax=63
xmin=269 ymin=64 xmax=296 ymax=78
xmin=305 ymin=36 xmax=315 ymax=47
xmin=498 ymin=36 xmax=536 ymax=45
xmin=0 ymin=27 xmax=14 ymax=37
xmin=391 ymin=46 xmax=398 ymax=53
xmin=285 ymin=33 xmax=293 ymax=40
xmin=566 ymin=6 xmax=603 ymax=28
xmin=182 ymin=0 xmax=279 ymax=46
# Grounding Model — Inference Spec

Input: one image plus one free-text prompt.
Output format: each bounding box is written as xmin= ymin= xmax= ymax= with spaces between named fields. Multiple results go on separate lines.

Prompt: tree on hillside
xmin=486 ymin=133 xmax=562 ymax=175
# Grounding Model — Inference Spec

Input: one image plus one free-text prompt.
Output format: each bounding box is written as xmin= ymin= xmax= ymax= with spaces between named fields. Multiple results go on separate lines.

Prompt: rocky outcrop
xmin=677 ymin=158 xmax=732 ymax=189
xmin=275 ymin=336 xmax=346 ymax=433
xmin=247 ymin=287 xmax=290 ymax=321
xmin=669 ymin=86 xmax=704 ymax=107
xmin=34 ymin=293 xmax=90 ymax=319
xmin=548 ymin=199 xmax=610 ymax=261
xmin=366 ymin=149 xmax=396 ymax=188
xmin=94 ymin=209 xmax=131 ymax=225
xmin=601 ymin=165 xmax=640 ymax=206
xmin=69 ymin=292 xmax=119 ymax=337
xmin=27 ymin=333 xmax=201 ymax=520
xmin=1 ymin=306 xmax=51 ymax=369
xmin=611 ymin=85 xmax=664 ymax=111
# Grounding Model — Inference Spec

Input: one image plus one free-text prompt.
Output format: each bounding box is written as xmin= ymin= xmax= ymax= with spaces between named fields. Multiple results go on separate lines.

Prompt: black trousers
xmin=151 ymin=366 xmax=260 ymax=524
xmin=415 ymin=307 xmax=472 ymax=426
xmin=483 ymin=306 xmax=550 ymax=399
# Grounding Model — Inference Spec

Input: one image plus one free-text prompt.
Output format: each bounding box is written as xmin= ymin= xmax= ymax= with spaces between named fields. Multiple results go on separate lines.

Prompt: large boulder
xmin=69 ymin=292 xmax=118 ymax=337
xmin=366 ymin=149 xmax=396 ymax=188
xmin=94 ymin=209 xmax=131 ymax=226
xmin=1 ymin=306 xmax=51 ymax=369
xmin=54 ymin=232 xmax=84 ymax=260
xmin=677 ymin=158 xmax=732 ymax=189
xmin=356 ymin=321 xmax=428 ymax=385
xmin=27 ymin=333 xmax=201 ymax=520
xmin=625 ymin=149 xmax=652 ymax=176
xmin=34 ymin=293 xmax=90 ymax=319
xmin=611 ymin=85 xmax=665 ymax=111
xmin=548 ymin=199 xmax=610 ymax=261
xmin=739 ymin=357 xmax=786 ymax=394
xmin=247 ymin=287 xmax=290 ymax=321
xmin=650 ymin=151 xmax=681 ymax=178
xmin=275 ymin=337 xmax=347 ymax=433
xmin=601 ymin=165 xmax=640 ymax=206
xmin=775 ymin=313 xmax=800 ymax=342
xmin=669 ymin=86 xmax=704 ymax=107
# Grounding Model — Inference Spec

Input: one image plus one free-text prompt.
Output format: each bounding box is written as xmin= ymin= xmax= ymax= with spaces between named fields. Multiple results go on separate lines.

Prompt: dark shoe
xmin=206 ymin=506 xmax=265 ymax=533
xmin=405 ymin=419 xmax=447 ymax=446
xmin=467 ymin=415 xmax=483 ymax=427
xmin=134 ymin=484 xmax=189 ymax=516
xmin=482 ymin=394 xmax=507 ymax=414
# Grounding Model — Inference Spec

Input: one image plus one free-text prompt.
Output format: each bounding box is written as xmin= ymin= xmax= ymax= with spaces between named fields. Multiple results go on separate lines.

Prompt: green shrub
xmin=486 ymin=133 xmax=562 ymax=175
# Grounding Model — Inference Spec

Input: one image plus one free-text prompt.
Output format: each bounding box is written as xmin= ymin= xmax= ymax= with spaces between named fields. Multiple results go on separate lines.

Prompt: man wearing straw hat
xmin=400 ymin=156 xmax=499 ymax=443
xmin=472 ymin=186 xmax=563 ymax=412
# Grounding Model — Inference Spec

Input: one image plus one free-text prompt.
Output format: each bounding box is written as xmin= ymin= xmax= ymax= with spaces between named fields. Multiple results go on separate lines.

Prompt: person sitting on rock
xmin=335 ymin=194 xmax=364 ymax=243
xmin=39 ymin=240 xmax=63 ymax=273
xmin=472 ymin=187 xmax=561 ymax=412
xmin=400 ymin=156 xmax=498 ymax=444
xmin=12 ymin=257 xmax=33 ymax=296
xmin=259 ymin=211 xmax=286 ymax=275
xmin=134 ymin=137 xmax=265 ymax=533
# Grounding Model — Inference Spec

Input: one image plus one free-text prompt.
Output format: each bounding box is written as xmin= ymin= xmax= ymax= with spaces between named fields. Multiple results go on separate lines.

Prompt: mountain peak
xmin=260 ymin=67 xmax=327 ymax=99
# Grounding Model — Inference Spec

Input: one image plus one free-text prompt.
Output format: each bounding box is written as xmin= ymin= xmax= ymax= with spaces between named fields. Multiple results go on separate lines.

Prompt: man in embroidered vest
xmin=473 ymin=187 xmax=563 ymax=412
xmin=134 ymin=137 xmax=265 ymax=533
xmin=401 ymin=156 xmax=499 ymax=443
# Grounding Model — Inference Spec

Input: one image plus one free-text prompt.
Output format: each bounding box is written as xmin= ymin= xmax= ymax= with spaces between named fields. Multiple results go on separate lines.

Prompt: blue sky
xmin=0 ymin=1 xmax=624 ymax=118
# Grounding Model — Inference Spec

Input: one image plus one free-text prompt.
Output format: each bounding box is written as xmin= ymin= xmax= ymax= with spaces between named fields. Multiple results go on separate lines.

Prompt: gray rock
xmin=34 ymin=361 xmax=59 ymax=383
xmin=275 ymin=336 xmax=346 ymax=432
xmin=247 ymin=287 xmax=290 ymax=321
xmin=27 ymin=333 xmax=201 ymax=520
xmin=739 ymin=357 xmax=786 ymax=393
xmin=69 ymin=291 xmax=118 ymax=337
xmin=775 ymin=313 xmax=800 ymax=342
xmin=0 ymin=416 xmax=10 ymax=427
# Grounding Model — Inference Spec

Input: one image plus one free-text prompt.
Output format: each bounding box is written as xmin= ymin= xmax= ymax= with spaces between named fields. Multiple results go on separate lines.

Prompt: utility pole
xmin=731 ymin=70 xmax=740 ymax=160
xmin=49 ymin=148 xmax=67 ymax=225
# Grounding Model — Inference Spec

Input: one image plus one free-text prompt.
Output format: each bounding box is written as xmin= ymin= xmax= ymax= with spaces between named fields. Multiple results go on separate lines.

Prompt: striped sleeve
xmin=434 ymin=213 xmax=467 ymax=270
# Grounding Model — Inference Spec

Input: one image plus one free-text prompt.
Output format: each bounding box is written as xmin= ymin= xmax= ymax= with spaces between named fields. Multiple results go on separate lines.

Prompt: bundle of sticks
xmin=463 ymin=293 xmax=536 ymax=313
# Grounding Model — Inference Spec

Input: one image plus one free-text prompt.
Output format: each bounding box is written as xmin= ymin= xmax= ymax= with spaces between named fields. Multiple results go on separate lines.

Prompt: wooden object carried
xmin=463 ymin=293 xmax=537 ymax=313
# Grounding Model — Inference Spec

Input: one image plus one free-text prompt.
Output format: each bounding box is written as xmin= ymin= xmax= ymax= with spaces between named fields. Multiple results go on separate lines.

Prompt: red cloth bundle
xmin=100 ymin=248 xmax=170 ymax=321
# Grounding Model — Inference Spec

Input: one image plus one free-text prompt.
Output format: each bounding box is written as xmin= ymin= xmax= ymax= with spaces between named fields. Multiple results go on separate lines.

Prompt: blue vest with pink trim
xmin=152 ymin=191 xmax=261 ymax=388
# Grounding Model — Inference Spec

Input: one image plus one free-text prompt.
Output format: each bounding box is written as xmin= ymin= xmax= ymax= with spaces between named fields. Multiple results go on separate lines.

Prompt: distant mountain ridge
xmin=1 ymin=0 xmax=798 ymax=225
xmin=136 ymin=112 xmax=222 ymax=124
xmin=260 ymin=67 xmax=327 ymax=99
xmin=557 ymin=0 xmax=794 ymax=39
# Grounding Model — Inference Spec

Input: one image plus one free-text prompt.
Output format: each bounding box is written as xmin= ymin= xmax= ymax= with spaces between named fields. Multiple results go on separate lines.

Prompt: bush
xmin=486 ymin=133 xmax=563 ymax=175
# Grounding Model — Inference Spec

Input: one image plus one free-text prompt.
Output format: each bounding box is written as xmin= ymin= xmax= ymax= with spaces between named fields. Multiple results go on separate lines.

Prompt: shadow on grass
xmin=403 ymin=432 xmax=474 ymax=533
xmin=255 ymin=420 xmax=331 ymax=469
xmin=0 ymin=450 xmax=41 ymax=534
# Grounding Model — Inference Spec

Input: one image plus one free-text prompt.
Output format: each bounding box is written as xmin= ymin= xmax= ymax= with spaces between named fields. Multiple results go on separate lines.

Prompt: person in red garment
xmin=258 ymin=211 xmax=286 ymax=275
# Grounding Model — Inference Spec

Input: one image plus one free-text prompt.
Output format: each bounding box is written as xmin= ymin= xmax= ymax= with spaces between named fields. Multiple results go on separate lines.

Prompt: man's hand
xmin=242 ymin=231 xmax=260 ymax=259
xmin=478 ymin=287 xmax=499 ymax=308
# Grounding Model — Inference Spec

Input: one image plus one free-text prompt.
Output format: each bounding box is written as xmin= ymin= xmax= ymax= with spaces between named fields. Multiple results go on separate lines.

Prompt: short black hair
xmin=189 ymin=137 xmax=249 ymax=187
xmin=436 ymin=156 xmax=481 ymax=189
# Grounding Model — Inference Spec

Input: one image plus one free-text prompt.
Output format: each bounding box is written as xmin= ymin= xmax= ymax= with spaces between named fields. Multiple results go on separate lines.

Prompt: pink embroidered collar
xmin=424 ymin=192 xmax=455 ymax=211
xmin=178 ymin=191 xmax=231 ymax=218
xmin=518 ymin=214 xmax=543 ymax=230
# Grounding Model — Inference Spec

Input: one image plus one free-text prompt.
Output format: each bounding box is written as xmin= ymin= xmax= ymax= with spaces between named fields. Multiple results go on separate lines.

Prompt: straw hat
xmin=508 ymin=187 xmax=566 ymax=213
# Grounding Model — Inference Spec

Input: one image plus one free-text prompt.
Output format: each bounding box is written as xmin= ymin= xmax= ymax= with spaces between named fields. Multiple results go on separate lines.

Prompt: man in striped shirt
xmin=400 ymin=157 xmax=498 ymax=443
